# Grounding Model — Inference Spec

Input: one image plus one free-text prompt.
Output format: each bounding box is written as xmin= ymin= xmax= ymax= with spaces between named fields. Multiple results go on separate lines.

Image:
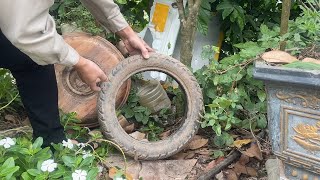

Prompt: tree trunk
xmin=176 ymin=0 xmax=202 ymax=67
xmin=280 ymin=0 xmax=291 ymax=51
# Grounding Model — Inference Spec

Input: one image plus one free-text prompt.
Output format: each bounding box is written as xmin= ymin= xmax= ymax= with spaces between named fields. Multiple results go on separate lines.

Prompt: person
xmin=0 ymin=0 xmax=153 ymax=147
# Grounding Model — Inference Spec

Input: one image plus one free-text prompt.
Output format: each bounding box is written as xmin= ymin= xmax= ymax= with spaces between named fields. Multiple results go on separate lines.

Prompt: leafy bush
xmin=0 ymin=69 xmax=21 ymax=116
xmin=0 ymin=137 xmax=100 ymax=179
xmin=51 ymin=0 xmax=149 ymax=37
xmin=197 ymin=2 xmax=320 ymax=147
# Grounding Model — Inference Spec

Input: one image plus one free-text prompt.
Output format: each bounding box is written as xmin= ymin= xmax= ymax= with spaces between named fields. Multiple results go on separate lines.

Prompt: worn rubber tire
xmin=97 ymin=53 xmax=203 ymax=160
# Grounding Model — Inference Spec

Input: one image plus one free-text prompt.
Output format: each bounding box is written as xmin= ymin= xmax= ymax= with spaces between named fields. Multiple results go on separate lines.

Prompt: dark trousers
xmin=0 ymin=31 xmax=66 ymax=147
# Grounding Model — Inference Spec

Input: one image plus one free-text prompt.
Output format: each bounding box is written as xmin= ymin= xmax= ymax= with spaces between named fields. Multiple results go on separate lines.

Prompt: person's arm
xmin=81 ymin=0 xmax=153 ymax=58
xmin=0 ymin=0 xmax=79 ymax=66
xmin=0 ymin=1 xmax=107 ymax=91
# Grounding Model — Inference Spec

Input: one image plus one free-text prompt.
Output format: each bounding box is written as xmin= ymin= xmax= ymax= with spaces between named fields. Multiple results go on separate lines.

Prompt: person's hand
xmin=73 ymin=56 xmax=108 ymax=91
xmin=117 ymin=26 xmax=153 ymax=59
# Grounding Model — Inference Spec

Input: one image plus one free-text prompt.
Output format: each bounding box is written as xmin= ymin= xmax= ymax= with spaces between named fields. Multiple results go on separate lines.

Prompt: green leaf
xmin=257 ymin=115 xmax=267 ymax=129
xmin=257 ymin=90 xmax=266 ymax=102
xmin=79 ymin=156 xmax=94 ymax=167
xmin=0 ymin=167 xmax=19 ymax=179
xmin=62 ymin=156 xmax=75 ymax=168
xmin=32 ymin=137 xmax=43 ymax=149
xmin=21 ymin=172 xmax=33 ymax=180
xmin=283 ymin=61 xmax=320 ymax=70
xmin=26 ymin=169 xmax=41 ymax=176
xmin=213 ymin=150 xmax=224 ymax=159
xmin=124 ymin=108 xmax=134 ymax=118
xmin=87 ymin=168 xmax=99 ymax=180
xmin=213 ymin=124 xmax=222 ymax=136
xmin=134 ymin=113 xmax=144 ymax=122
xmin=1 ymin=157 xmax=15 ymax=169
xmin=213 ymin=134 xmax=225 ymax=147
xmin=209 ymin=119 xmax=215 ymax=126
xmin=224 ymin=133 xmax=234 ymax=146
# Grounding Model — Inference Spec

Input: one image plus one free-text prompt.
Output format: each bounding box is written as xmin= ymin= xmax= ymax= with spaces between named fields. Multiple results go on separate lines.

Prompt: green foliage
xmin=212 ymin=0 xmax=301 ymax=55
xmin=60 ymin=112 xmax=90 ymax=140
xmin=0 ymin=134 xmax=117 ymax=179
xmin=196 ymin=29 xmax=273 ymax=147
xmin=283 ymin=61 xmax=320 ymax=70
xmin=121 ymin=87 xmax=152 ymax=125
xmin=0 ymin=69 xmax=21 ymax=115
xmin=51 ymin=0 xmax=149 ymax=37
xmin=140 ymin=121 xmax=164 ymax=141
xmin=197 ymin=0 xmax=216 ymax=35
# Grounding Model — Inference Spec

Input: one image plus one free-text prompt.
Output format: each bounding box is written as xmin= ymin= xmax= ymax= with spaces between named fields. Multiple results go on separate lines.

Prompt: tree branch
xmin=176 ymin=0 xmax=186 ymax=24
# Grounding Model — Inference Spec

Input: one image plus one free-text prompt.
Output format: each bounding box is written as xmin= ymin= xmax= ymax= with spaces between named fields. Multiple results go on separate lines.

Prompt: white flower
xmin=41 ymin=159 xmax=57 ymax=172
xmin=77 ymin=143 xmax=86 ymax=148
xmin=276 ymin=0 xmax=282 ymax=5
xmin=97 ymin=165 xmax=103 ymax=173
xmin=82 ymin=151 xmax=93 ymax=159
xmin=114 ymin=177 xmax=126 ymax=180
xmin=0 ymin=137 xmax=15 ymax=149
xmin=72 ymin=169 xmax=87 ymax=180
xmin=62 ymin=139 xmax=74 ymax=149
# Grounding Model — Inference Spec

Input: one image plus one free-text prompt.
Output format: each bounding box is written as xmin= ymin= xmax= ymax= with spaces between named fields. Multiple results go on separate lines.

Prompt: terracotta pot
xmin=55 ymin=33 xmax=131 ymax=128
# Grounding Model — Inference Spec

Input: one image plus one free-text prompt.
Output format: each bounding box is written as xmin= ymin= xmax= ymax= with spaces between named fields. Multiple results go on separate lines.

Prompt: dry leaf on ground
xmin=160 ymin=130 xmax=171 ymax=139
xmin=123 ymin=123 xmax=135 ymax=133
xmin=108 ymin=167 xmax=133 ymax=180
xmin=242 ymin=142 xmax=263 ymax=160
xmin=225 ymin=169 xmax=238 ymax=180
xmin=215 ymin=171 xmax=226 ymax=180
xmin=129 ymin=131 xmax=146 ymax=140
xmin=233 ymin=162 xmax=258 ymax=177
xmin=187 ymin=136 xmax=208 ymax=150
xmin=118 ymin=115 xmax=130 ymax=128
xmin=261 ymin=50 xmax=298 ymax=64
xmin=5 ymin=115 xmax=19 ymax=124
xmin=238 ymin=154 xmax=250 ymax=165
xmin=204 ymin=157 xmax=225 ymax=172
xmin=233 ymin=139 xmax=252 ymax=148
xmin=302 ymin=57 xmax=320 ymax=64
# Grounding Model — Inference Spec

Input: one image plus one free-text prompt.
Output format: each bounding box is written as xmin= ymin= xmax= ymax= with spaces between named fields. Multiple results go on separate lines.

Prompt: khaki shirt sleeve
xmin=81 ymin=0 xmax=129 ymax=33
xmin=0 ymin=0 xmax=79 ymax=66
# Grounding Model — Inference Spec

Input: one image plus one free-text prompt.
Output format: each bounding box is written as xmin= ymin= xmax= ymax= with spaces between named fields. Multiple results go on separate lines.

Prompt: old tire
xmin=98 ymin=53 xmax=203 ymax=160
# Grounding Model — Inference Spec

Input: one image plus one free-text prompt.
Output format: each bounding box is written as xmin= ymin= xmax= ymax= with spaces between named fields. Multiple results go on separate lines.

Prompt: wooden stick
xmin=197 ymin=151 xmax=241 ymax=180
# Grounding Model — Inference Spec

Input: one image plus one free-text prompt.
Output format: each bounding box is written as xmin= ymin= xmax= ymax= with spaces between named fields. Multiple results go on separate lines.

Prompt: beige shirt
xmin=0 ymin=0 xmax=128 ymax=66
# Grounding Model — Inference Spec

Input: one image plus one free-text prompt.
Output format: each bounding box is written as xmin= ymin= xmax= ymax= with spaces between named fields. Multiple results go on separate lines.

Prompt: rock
xmin=265 ymin=159 xmax=280 ymax=180
xmin=261 ymin=50 xmax=298 ymax=64
xmin=104 ymin=155 xmax=141 ymax=179
xmin=139 ymin=159 xmax=197 ymax=180
xmin=302 ymin=57 xmax=320 ymax=65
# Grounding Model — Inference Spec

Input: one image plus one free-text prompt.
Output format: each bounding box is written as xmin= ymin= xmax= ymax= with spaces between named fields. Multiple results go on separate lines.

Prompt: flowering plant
xmin=0 ymin=136 xmax=100 ymax=179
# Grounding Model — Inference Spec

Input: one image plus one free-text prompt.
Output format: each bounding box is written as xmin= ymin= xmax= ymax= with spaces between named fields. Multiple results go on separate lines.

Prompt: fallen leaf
xmin=215 ymin=171 xmax=226 ymax=180
xmin=124 ymin=123 xmax=135 ymax=133
xmin=302 ymin=57 xmax=320 ymax=65
xmin=205 ymin=157 xmax=225 ymax=172
xmin=233 ymin=162 xmax=258 ymax=177
xmin=187 ymin=138 xmax=208 ymax=150
xmin=195 ymin=148 xmax=212 ymax=155
xmin=108 ymin=167 xmax=117 ymax=179
xmin=242 ymin=142 xmax=263 ymax=160
xmin=129 ymin=131 xmax=146 ymax=140
xmin=238 ymin=154 xmax=250 ymax=165
xmin=5 ymin=115 xmax=19 ymax=124
xmin=184 ymin=152 xmax=196 ymax=159
xmin=21 ymin=117 xmax=31 ymax=126
xmin=160 ymin=130 xmax=171 ymax=139
xmin=225 ymin=169 xmax=238 ymax=180
xmin=172 ymin=152 xmax=188 ymax=160
xmin=261 ymin=50 xmax=298 ymax=64
xmin=108 ymin=167 xmax=133 ymax=180
xmin=118 ymin=115 xmax=130 ymax=128
xmin=233 ymin=139 xmax=252 ymax=148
